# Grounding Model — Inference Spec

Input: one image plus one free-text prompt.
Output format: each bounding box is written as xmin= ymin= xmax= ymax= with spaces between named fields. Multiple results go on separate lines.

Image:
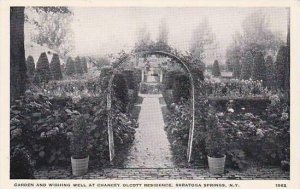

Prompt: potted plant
xmin=205 ymin=109 xmax=226 ymax=174
xmin=70 ymin=115 xmax=89 ymax=176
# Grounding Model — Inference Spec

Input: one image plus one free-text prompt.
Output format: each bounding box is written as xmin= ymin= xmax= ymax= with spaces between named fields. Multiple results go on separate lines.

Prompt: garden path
xmin=124 ymin=91 xmax=174 ymax=168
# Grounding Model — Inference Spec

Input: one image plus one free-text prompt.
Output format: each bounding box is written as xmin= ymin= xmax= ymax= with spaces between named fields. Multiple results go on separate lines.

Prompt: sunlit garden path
xmin=124 ymin=93 xmax=174 ymax=168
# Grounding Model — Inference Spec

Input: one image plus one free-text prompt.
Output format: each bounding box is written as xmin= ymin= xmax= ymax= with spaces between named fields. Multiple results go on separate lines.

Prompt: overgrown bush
xmin=10 ymin=146 xmax=35 ymax=179
xmin=10 ymin=90 xmax=137 ymax=170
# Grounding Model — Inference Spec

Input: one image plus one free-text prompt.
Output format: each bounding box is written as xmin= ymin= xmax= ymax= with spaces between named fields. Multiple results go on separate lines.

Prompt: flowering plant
xmin=205 ymin=107 xmax=226 ymax=158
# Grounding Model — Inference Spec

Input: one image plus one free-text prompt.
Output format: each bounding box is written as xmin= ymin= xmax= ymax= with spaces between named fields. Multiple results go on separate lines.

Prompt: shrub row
xmin=10 ymin=91 xmax=138 ymax=178
xmin=165 ymin=95 xmax=289 ymax=170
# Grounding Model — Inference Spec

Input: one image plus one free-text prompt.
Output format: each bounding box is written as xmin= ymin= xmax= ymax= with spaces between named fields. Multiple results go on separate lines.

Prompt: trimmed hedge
xmin=172 ymin=73 xmax=190 ymax=103
xmin=163 ymin=70 xmax=184 ymax=89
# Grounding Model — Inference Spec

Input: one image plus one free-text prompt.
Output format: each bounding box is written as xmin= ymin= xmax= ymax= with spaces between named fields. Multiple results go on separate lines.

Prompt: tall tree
xmin=241 ymin=10 xmax=284 ymax=57
xmin=226 ymin=32 xmax=242 ymax=78
xmin=190 ymin=18 xmax=215 ymax=68
xmin=265 ymin=55 xmax=275 ymax=90
xmin=25 ymin=7 xmax=73 ymax=59
xmin=50 ymin=53 xmax=63 ymax=80
xmin=65 ymin=57 xmax=75 ymax=76
xmin=252 ymin=51 xmax=266 ymax=82
xmin=11 ymin=7 xmax=71 ymax=99
xmin=11 ymin=7 xmax=27 ymax=100
xmin=35 ymin=52 xmax=51 ymax=83
xmin=135 ymin=25 xmax=151 ymax=52
xmin=240 ymin=51 xmax=253 ymax=80
xmin=275 ymin=46 xmax=289 ymax=91
xmin=212 ymin=60 xmax=221 ymax=77
xmin=157 ymin=19 xmax=168 ymax=44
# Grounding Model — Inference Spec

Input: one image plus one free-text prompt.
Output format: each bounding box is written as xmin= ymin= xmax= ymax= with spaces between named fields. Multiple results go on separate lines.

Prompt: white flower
xmin=256 ymin=129 xmax=264 ymax=137
xmin=228 ymin=108 xmax=234 ymax=113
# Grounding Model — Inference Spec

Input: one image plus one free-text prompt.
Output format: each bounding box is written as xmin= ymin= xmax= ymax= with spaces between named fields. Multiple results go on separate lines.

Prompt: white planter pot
xmin=71 ymin=156 xmax=89 ymax=176
xmin=207 ymin=155 xmax=226 ymax=174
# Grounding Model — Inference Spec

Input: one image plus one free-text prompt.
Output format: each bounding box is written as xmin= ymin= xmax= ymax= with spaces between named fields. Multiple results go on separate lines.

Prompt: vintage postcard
xmin=1 ymin=0 xmax=299 ymax=188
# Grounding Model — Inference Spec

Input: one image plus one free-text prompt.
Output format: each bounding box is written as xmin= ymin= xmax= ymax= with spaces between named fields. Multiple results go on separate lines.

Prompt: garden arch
xmin=106 ymin=50 xmax=195 ymax=163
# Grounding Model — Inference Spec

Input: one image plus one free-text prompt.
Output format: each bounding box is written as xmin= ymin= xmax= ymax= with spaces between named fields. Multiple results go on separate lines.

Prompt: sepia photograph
xmin=2 ymin=1 xmax=299 ymax=188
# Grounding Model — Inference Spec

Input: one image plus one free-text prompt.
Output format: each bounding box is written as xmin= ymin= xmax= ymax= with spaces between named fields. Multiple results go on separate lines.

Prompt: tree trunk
xmin=10 ymin=7 xmax=26 ymax=100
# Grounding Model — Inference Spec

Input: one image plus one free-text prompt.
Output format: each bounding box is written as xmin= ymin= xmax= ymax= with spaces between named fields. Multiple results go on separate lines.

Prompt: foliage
xmin=190 ymin=18 xmax=215 ymax=63
xmin=44 ymin=79 xmax=102 ymax=97
xmin=75 ymin=56 xmax=84 ymax=75
xmin=204 ymin=108 xmax=226 ymax=157
xmin=50 ymin=53 xmax=63 ymax=80
xmin=265 ymin=55 xmax=275 ymax=90
xmin=112 ymin=73 xmax=129 ymax=112
xmin=25 ymin=7 xmax=73 ymax=58
xmin=240 ymin=51 xmax=253 ymax=80
xmin=10 ymin=89 xmax=137 ymax=168
xmin=35 ymin=52 xmax=51 ymax=83
xmin=163 ymin=70 xmax=184 ymax=90
xmin=212 ymin=60 xmax=221 ymax=77
xmin=252 ymin=51 xmax=266 ymax=82
xmin=241 ymin=10 xmax=284 ymax=56
xmin=26 ymin=55 xmax=35 ymax=77
xmin=197 ymin=79 xmax=270 ymax=98
xmin=65 ymin=57 xmax=75 ymax=76
xmin=275 ymin=46 xmax=289 ymax=91
xmin=10 ymin=146 xmax=35 ymax=179
xmin=70 ymin=115 xmax=88 ymax=159
xmin=157 ymin=18 xmax=169 ymax=44
xmin=82 ymin=57 xmax=88 ymax=73
xmin=173 ymin=73 xmax=190 ymax=103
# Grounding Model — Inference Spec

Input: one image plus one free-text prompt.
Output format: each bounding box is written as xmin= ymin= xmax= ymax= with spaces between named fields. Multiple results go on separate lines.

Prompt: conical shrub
xmin=50 ymin=53 xmax=63 ymax=80
xmin=35 ymin=52 xmax=51 ymax=83
xmin=275 ymin=46 xmax=289 ymax=90
xmin=26 ymin=55 xmax=35 ymax=76
xmin=75 ymin=56 xmax=84 ymax=75
xmin=252 ymin=51 xmax=266 ymax=82
xmin=212 ymin=60 xmax=221 ymax=77
xmin=65 ymin=57 xmax=75 ymax=76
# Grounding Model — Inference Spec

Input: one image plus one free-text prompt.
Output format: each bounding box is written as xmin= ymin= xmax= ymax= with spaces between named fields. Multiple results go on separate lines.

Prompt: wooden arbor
xmin=106 ymin=50 xmax=196 ymax=162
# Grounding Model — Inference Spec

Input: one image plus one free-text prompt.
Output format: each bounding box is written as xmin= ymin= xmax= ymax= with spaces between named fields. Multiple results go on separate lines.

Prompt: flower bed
xmin=198 ymin=79 xmax=271 ymax=97
xmin=10 ymin=90 xmax=137 ymax=173
xmin=165 ymin=94 xmax=289 ymax=170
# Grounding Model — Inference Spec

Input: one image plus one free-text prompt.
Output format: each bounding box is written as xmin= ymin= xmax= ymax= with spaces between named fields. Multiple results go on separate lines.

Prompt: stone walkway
xmin=34 ymin=166 xmax=289 ymax=180
xmin=124 ymin=93 xmax=174 ymax=168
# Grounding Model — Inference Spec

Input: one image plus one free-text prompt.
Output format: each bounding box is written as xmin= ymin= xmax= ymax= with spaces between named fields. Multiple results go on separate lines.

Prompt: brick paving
xmin=34 ymin=166 xmax=289 ymax=180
